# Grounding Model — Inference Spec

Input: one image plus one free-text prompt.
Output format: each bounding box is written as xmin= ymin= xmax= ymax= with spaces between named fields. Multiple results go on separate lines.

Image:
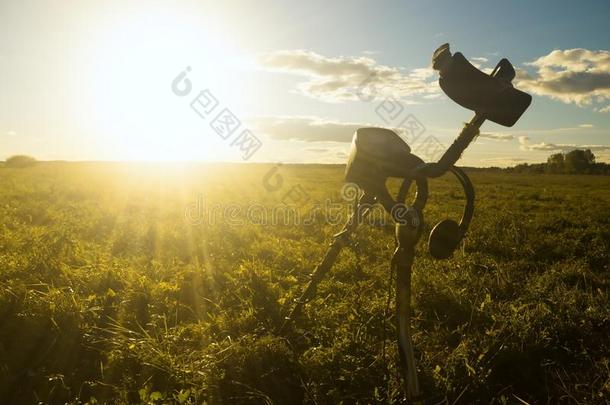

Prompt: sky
xmin=0 ymin=0 xmax=609 ymax=166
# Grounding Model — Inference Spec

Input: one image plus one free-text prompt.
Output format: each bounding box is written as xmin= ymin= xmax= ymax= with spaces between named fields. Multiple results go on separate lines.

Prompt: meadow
xmin=0 ymin=162 xmax=608 ymax=404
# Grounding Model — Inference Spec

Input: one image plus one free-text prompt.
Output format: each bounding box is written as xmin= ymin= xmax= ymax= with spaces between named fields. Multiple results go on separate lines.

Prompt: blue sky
xmin=0 ymin=0 xmax=608 ymax=166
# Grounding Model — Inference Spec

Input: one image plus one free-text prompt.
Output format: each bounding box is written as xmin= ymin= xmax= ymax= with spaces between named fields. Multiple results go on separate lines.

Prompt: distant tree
xmin=503 ymin=149 xmax=607 ymax=175
xmin=546 ymin=153 xmax=564 ymax=174
xmin=564 ymin=149 xmax=594 ymax=174
xmin=5 ymin=155 xmax=37 ymax=168
xmin=584 ymin=149 xmax=595 ymax=164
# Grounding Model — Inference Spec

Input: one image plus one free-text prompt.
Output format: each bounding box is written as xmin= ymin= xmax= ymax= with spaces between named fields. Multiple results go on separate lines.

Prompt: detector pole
xmin=279 ymin=193 xmax=375 ymax=334
xmin=393 ymin=216 xmax=424 ymax=402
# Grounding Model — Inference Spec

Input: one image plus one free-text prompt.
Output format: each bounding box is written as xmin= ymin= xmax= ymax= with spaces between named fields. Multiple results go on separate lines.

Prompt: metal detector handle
xmin=418 ymin=44 xmax=531 ymax=178
xmin=413 ymin=113 xmax=485 ymax=178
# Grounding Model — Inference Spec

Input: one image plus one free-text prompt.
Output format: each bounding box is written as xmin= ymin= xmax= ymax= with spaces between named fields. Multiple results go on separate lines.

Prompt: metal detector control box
xmin=345 ymin=127 xmax=422 ymax=191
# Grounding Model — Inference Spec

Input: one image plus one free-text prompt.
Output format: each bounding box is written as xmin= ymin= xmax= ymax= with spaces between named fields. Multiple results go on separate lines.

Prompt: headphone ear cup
xmin=429 ymin=219 xmax=461 ymax=259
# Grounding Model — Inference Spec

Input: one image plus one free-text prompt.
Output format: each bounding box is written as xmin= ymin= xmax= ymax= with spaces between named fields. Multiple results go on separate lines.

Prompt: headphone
xmin=344 ymin=127 xmax=475 ymax=260
xmin=427 ymin=166 xmax=475 ymax=259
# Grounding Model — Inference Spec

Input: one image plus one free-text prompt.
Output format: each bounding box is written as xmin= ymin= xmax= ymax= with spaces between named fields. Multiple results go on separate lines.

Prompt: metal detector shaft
xmin=415 ymin=113 xmax=485 ymax=178
xmin=393 ymin=216 xmax=424 ymax=402
xmin=279 ymin=194 xmax=375 ymax=333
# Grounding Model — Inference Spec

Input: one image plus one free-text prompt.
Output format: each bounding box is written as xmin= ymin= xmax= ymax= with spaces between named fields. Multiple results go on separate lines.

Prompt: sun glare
xmin=79 ymin=5 xmax=244 ymax=161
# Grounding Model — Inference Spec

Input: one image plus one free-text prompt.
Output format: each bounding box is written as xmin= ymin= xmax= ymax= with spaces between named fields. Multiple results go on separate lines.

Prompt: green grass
xmin=0 ymin=162 xmax=609 ymax=404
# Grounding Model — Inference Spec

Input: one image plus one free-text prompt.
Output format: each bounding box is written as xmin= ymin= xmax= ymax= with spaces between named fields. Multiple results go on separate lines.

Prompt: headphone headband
xmin=448 ymin=166 xmax=475 ymax=237
xmin=428 ymin=167 xmax=475 ymax=259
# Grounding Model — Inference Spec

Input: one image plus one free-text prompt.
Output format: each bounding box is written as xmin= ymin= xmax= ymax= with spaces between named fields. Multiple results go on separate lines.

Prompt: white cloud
xmin=479 ymin=157 xmax=529 ymax=167
xmin=250 ymin=116 xmax=364 ymax=142
xmin=527 ymin=125 xmax=600 ymax=133
xmin=471 ymin=57 xmax=489 ymax=63
xmin=599 ymin=105 xmax=610 ymax=113
xmin=305 ymin=147 xmax=332 ymax=153
xmin=519 ymin=135 xmax=610 ymax=152
xmin=518 ymin=136 xmax=531 ymax=151
xmin=469 ymin=57 xmax=491 ymax=71
xmin=517 ymin=48 xmax=610 ymax=105
xmin=259 ymin=50 xmax=439 ymax=102
xmin=479 ymin=132 xmax=513 ymax=141
xmin=305 ymin=147 xmax=349 ymax=159
xmin=250 ymin=115 xmax=422 ymax=144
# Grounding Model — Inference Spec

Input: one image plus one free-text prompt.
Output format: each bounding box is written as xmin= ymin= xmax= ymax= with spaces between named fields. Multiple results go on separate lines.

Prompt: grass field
xmin=0 ymin=162 xmax=609 ymax=404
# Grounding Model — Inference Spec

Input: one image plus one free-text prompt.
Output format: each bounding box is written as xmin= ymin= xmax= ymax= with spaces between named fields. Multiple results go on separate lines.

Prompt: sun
xmin=78 ymin=5 xmax=246 ymax=161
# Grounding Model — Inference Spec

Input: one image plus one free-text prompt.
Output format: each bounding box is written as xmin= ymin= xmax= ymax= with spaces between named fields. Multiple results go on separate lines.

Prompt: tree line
xmin=506 ymin=149 xmax=610 ymax=175
xmin=2 ymin=152 xmax=609 ymax=174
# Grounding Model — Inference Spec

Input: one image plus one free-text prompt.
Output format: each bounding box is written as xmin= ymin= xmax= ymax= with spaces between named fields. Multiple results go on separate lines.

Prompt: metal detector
xmin=280 ymin=43 xmax=531 ymax=402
